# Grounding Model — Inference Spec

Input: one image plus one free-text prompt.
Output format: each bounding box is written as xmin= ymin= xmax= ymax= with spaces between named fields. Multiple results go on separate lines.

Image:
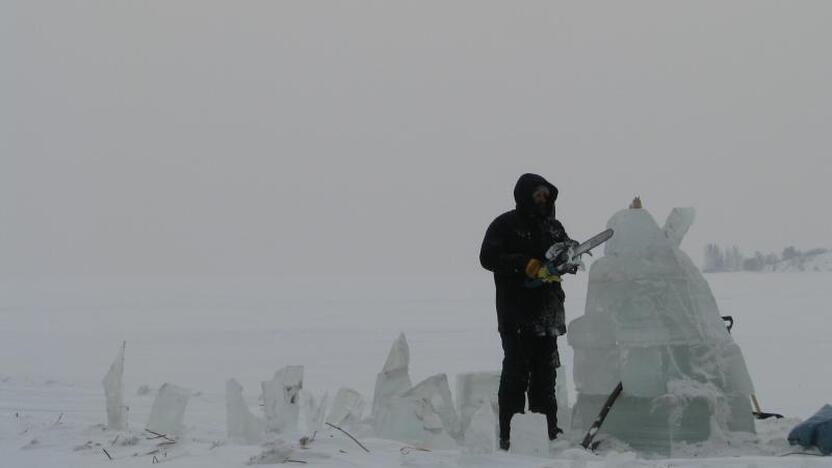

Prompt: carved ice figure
xmin=568 ymin=204 xmax=756 ymax=455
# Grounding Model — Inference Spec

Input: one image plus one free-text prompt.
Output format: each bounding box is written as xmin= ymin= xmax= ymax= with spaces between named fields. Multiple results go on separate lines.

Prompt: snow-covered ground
xmin=2 ymin=272 xmax=831 ymax=467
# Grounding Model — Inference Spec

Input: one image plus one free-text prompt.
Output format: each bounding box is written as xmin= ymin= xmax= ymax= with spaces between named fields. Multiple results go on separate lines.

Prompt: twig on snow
xmin=400 ymin=446 xmax=431 ymax=454
xmin=102 ymin=448 xmax=113 ymax=460
xmin=145 ymin=429 xmax=175 ymax=442
xmin=325 ymin=422 xmax=370 ymax=453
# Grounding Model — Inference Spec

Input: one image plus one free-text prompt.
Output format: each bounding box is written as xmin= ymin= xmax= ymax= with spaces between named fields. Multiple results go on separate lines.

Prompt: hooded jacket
xmin=480 ymin=173 xmax=572 ymax=336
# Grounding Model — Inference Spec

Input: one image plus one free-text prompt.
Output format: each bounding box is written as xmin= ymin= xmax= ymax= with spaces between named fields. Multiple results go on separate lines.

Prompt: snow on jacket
xmin=480 ymin=173 xmax=572 ymax=336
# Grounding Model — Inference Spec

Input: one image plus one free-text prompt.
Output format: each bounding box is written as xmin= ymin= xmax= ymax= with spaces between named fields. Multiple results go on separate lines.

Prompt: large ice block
xmin=509 ymin=413 xmax=549 ymax=457
xmin=569 ymin=205 xmax=756 ymax=455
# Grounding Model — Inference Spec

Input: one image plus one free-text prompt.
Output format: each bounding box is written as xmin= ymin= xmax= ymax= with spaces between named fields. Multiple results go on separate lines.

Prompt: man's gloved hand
xmin=525 ymin=259 xmax=562 ymax=283
xmin=564 ymin=239 xmax=581 ymax=274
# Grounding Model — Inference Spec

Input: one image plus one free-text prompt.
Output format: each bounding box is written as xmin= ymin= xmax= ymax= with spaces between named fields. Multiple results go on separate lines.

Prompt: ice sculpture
xmin=262 ymin=366 xmax=304 ymax=433
xmin=568 ymin=203 xmax=756 ymax=455
xmin=146 ymin=383 xmax=190 ymax=436
xmin=102 ymin=342 xmax=127 ymax=430
xmin=226 ymin=378 xmax=265 ymax=444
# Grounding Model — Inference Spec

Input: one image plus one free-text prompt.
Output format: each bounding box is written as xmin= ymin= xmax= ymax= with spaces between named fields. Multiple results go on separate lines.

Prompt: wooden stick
xmin=145 ymin=429 xmax=175 ymax=442
xmin=102 ymin=448 xmax=113 ymax=460
xmin=325 ymin=422 xmax=370 ymax=453
xmin=751 ymin=394 xmax=763 ymax=413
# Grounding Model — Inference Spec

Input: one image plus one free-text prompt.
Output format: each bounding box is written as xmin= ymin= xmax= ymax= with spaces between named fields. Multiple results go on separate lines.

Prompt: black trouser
xmin=498 ymin=332 xmax=560 ymax=441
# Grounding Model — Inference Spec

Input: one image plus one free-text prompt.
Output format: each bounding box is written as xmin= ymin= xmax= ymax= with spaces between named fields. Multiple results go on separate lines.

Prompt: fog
xmin=3 ymin=1 xmax=831 ymax=278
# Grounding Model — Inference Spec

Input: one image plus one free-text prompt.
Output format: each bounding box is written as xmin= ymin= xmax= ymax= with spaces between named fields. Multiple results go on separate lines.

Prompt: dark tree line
xmin=703 ymin=244 xmax=828 ymax=272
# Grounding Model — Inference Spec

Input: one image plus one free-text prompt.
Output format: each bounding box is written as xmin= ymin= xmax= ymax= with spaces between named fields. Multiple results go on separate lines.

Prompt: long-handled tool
xmin=580 ymin=381 xmax=624 ymax=450
xmin=721 ymin=315 xmax=784 ymax=420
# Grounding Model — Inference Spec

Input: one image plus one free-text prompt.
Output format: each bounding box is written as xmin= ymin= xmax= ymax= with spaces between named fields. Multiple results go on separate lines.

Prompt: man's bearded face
xmin=532 ymin=186 xmax=551 ymax=216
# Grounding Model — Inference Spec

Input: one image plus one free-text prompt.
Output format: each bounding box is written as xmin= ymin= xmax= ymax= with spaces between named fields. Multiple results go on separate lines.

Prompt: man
xmin=479 ymin=173 xmax=576 ymax=450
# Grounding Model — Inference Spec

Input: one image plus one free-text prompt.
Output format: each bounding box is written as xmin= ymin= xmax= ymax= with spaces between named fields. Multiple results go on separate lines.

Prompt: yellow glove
xmin=525 ymin=259 xmax=562 ymax=283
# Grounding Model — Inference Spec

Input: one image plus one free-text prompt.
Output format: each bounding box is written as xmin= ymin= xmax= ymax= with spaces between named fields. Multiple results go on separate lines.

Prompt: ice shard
xmin=226 ymin=378 xmax=265 ymax=444
xmin=146 ymin=383 xmax=190 ymax=436
xmin=299 ymin=390 xmax=328 ymax=436
xmin=262 ymin=365 xmax=304 ymax=434
xmin=102 ymin=341 xmax=127 ymax=430
xmin=462 ymin=403 xmax=497 ymax=454
xmin=326 ymin=387 xmax=364 ymax=430
xmin=455 ymin=372 xmax=499 ymax=436
xmin=371 ymin=333 xmax=412 ymax=429
xmin=374 ymin=374 xmax=460 ymax=448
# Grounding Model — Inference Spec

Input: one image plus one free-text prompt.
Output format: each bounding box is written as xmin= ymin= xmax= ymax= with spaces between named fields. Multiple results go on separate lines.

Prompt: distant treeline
xmin=703 ymin=244 xmax=829 ymax=272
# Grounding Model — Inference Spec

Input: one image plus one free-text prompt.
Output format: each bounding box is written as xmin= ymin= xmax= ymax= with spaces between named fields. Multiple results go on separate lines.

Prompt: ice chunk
xmin=262 ymin=365 xmax=304 ymax=434
xmin=462 ymin=403 xmax=497 ymax=454
xmin=455 ymin=372 xmax=499 ymax=435
xmin=373 ymin=374 xmax=460 ymax=449
xmin=555 ymin=364 xmax=571 ymax=430
xmin=402 ymin=373 xmax=460 ymax=440
xmin=146 ymin=383 xmax=190 ymax=436
xmin=326 ymin=387 xmax=364 ymax=430
xmin=371 ymin=333 xmax=412 ymax=428
xmin=225 ymin=379 xmax=265 ymax=444
xmin=299 ymin=390 xmax=328 ymax=436
xmin=102 ymin=342 xmax=127 ymax=430
xmin=376 ymin=396 xmax=458 ymax=449
xmin=509 ymin=413 xmax=549 ymax=457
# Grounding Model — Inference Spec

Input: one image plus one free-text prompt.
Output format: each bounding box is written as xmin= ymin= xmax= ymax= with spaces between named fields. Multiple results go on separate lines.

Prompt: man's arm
xmin=551 ymin=219 xmax=580 ymax=274
xmin=480 ymin=216 xmax=531 ymax=276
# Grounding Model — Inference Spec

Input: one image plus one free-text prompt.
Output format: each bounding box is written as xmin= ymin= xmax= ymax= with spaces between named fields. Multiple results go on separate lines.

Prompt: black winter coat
xmin=480 ymin=174 xmax=572 ymax=336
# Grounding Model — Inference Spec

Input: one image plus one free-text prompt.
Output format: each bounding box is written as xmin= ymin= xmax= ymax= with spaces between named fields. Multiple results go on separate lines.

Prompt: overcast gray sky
xmin=2 ymin=1 xmax=831 ymax=278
